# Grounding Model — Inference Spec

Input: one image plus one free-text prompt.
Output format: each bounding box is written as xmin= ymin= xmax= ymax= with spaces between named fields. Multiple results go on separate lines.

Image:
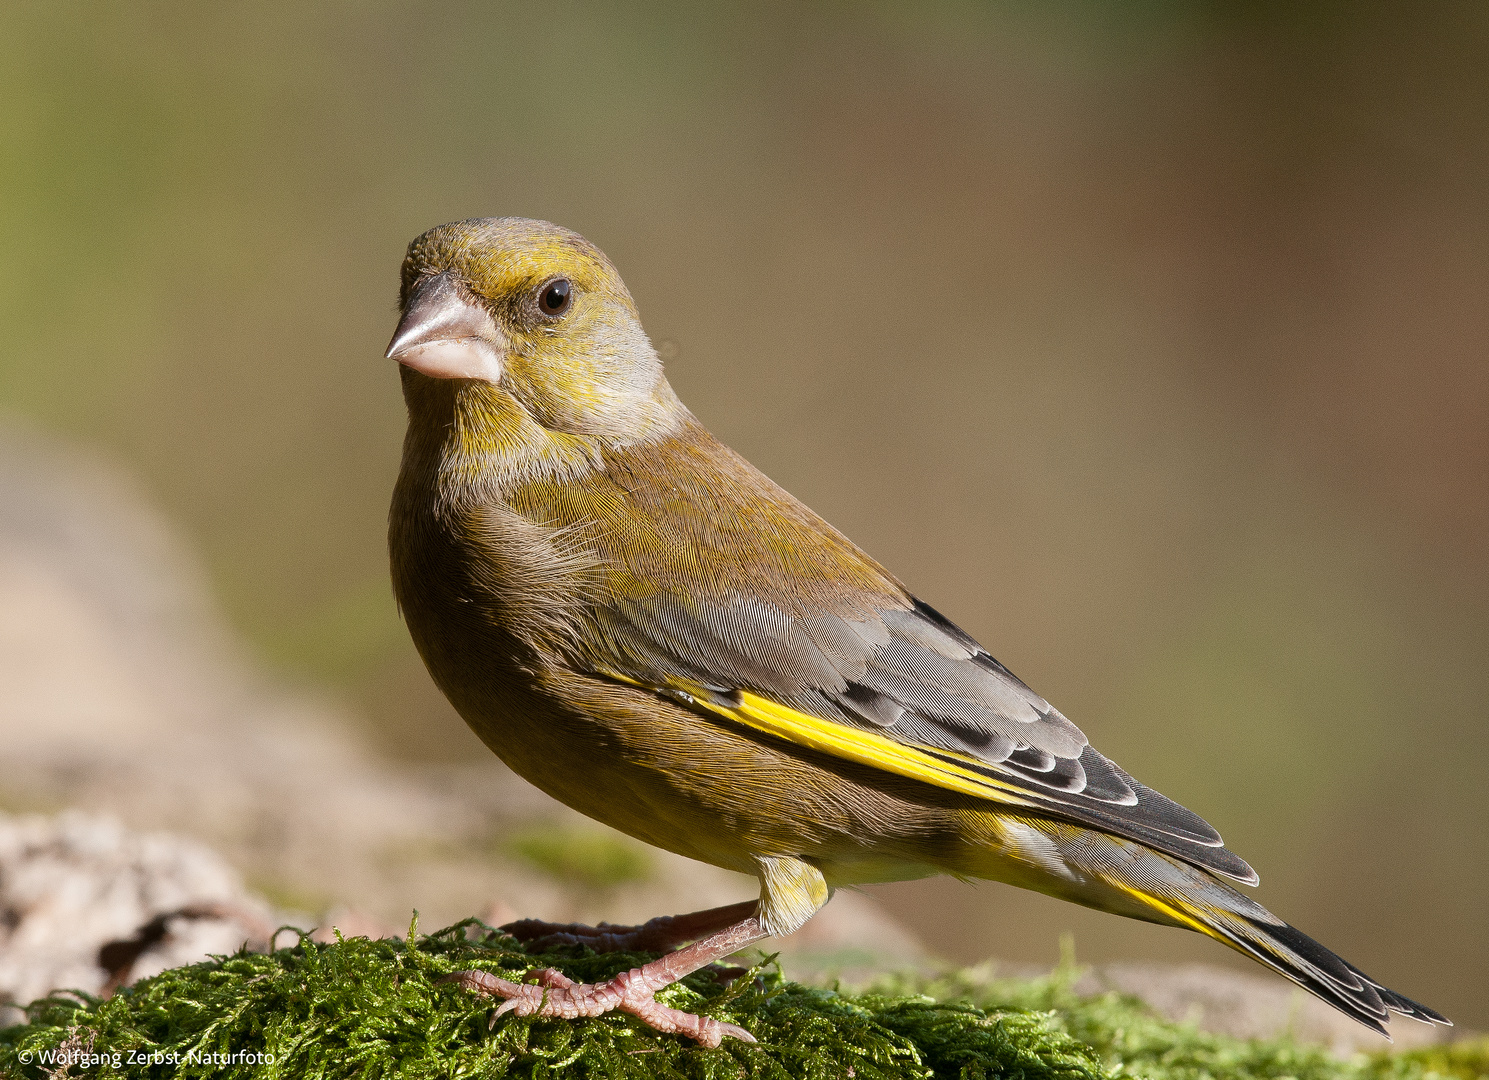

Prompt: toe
xmin=441 ymin=969 xmax=522 ymax=996
xmin=449 ymin=965 xmax=753 ymax=1046
xmin=618 ymin=997 xmax=755 ymax=1047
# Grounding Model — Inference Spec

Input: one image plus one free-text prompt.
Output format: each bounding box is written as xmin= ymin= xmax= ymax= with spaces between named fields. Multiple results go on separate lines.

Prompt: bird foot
xmin=441 ymin=966 xmax=755 ymax=1047
xmin=500 ymin=899 xmax=758 ymax=953
xmin=499 ymin=918 xmax=653 ymax=952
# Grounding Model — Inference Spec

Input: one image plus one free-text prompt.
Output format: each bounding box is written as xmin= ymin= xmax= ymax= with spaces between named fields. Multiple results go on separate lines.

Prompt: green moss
xmin=506 ymin=825 xmax=654 ymax=890
xmin=0 ymin=920 xmax=1479 ymax=1080
xmin=861 ymin=965 xmax=1487 ymax=1080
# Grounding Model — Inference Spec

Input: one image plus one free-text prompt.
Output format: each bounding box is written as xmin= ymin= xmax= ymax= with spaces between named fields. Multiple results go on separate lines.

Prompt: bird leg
xmin=499 ymin=899 xmax=759 ymax=952
xmin=444 ymin=913 xmax=769 ymax=1046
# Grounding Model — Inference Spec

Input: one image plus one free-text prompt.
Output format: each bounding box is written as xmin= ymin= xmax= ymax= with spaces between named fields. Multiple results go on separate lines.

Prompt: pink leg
xmin=444 ymin=914 xmax=769 ymax=1046
xmin=500 ymin=900 xmax=758 ymax=953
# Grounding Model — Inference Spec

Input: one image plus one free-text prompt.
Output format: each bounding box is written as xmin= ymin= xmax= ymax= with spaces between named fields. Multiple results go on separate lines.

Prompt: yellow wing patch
xmin=603 ymin=671 xmax=1042 ymax=810
xmin=1104 ymin=879 xmax=1226 ymax=940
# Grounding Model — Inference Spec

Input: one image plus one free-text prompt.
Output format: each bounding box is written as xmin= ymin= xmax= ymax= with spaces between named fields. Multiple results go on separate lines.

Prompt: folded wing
xmin=585 ymin=585 xmax=1256 ymax=885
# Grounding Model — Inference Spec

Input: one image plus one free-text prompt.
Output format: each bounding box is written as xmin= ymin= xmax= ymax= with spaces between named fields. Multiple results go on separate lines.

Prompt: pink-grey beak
xmin=385 ymin=272 xmax=506 ymax=382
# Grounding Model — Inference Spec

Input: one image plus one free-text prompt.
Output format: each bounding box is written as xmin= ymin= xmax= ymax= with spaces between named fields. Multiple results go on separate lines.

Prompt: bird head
xmin=387 ymin=218 xmax=682 ymax=444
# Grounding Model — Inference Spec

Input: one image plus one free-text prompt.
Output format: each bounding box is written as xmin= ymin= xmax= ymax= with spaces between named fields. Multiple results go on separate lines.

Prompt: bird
xmin=385 ymin=216 xmax=1448 ymax=1047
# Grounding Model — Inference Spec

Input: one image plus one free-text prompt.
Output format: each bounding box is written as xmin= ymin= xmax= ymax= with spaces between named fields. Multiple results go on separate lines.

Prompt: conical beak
xmin=385 ymin=272 xmax=506 ymax=382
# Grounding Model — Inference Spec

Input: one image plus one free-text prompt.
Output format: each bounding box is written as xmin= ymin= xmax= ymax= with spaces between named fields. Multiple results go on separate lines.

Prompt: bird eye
xmin=538 ymin=278 xmax=572 ymax=317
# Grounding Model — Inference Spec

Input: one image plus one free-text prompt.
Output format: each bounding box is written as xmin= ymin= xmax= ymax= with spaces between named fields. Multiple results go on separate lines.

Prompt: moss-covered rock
xmin=0 ymin=919 xmax=1482 ymax=1080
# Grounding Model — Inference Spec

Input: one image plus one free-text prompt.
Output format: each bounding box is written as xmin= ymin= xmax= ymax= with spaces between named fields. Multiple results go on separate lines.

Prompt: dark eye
xmin=538 ymin=278 xmax=572 ymax=317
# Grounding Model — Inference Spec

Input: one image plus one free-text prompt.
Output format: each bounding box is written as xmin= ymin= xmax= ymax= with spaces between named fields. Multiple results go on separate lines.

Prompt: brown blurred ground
xmin=0 ymin=1 xmax=1484 ymax=1025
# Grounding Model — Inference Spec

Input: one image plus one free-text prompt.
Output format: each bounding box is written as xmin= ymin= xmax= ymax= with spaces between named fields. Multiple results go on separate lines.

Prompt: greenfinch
xmin=386 ymin=217 xmax=1447 ymax=1046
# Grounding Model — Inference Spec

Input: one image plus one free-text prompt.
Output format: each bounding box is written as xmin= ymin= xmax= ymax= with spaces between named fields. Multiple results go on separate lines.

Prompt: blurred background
xmin=1 ymin=0 xmax=1484 ymax=1026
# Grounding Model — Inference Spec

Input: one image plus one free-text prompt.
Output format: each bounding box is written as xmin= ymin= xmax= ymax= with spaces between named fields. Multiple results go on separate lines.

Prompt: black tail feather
xmin=1241 ymin=919 xmax=1451 ymax=1037
xmin=1342 ymin=957 xmax=1453 ymax=1028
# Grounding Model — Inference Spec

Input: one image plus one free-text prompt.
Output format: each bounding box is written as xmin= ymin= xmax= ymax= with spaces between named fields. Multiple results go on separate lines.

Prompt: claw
xmin=442 ymin=965 xmax=755 ymax=1046
xmin=717 ymin=1022 xmax=757 ymax=1045
xmin=440 ymin=911 xmax=768 ymax=1046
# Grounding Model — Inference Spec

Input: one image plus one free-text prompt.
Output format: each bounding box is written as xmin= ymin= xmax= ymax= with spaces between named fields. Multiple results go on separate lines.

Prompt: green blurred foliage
xmin=505 ymin=825 xmax=654 ymax=891
xmin=1 ymin=0 xmax=1484 ymax=1025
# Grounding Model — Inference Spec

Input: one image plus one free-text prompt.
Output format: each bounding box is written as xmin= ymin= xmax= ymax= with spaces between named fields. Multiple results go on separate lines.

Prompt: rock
xmin=0 ymin=810 xmax=273 ymax=1018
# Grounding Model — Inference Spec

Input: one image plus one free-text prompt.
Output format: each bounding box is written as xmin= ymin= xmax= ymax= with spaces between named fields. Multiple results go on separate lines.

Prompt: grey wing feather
xmin=590 ymin=590 xmax=1256 ymax=885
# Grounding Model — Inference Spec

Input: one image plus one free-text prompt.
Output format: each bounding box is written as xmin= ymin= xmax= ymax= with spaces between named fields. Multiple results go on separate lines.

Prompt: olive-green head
xmin=388 ymin=218 xmax=681 ymax=441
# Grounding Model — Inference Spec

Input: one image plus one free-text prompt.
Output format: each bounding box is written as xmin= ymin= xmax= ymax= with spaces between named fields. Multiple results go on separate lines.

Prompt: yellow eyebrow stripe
xmin=603 ymin=670 xmax=1040 ymax=810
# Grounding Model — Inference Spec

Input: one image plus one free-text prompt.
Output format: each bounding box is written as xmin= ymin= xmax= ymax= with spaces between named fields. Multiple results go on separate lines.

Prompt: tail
xmin=962 ymin=814 xmax=1452 ymax=1036
xmin=1214 ymin=918 xmax=1451 ymax=1035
